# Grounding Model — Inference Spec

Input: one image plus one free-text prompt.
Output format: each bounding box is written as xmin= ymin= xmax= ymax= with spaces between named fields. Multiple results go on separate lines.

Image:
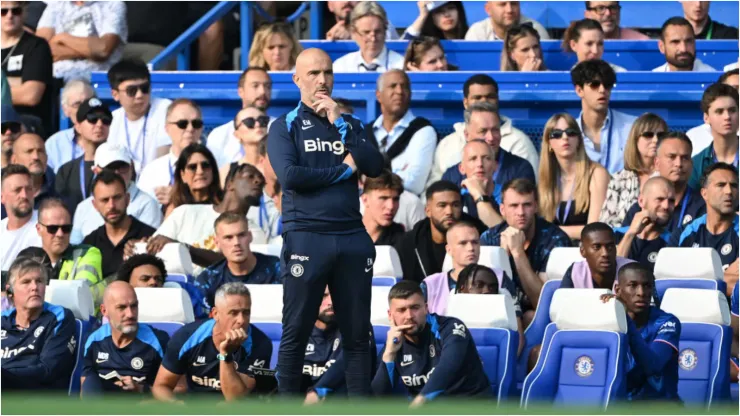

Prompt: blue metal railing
xmin=149 ymin=1 xmax=323 ymax=71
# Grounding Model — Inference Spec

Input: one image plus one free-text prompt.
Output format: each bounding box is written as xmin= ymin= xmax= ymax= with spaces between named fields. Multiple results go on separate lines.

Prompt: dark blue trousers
xmin=276 ymin=230 xmax=375 ymax=396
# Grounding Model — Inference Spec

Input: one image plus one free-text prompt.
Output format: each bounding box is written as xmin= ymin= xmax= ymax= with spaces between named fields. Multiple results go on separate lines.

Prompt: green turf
xmin=1 ymin=394 xmax=738 ymax=415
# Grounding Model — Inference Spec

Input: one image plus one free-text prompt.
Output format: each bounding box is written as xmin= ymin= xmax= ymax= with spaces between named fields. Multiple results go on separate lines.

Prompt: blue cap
xmin=1 ymin=104 xmax=21 ymax=125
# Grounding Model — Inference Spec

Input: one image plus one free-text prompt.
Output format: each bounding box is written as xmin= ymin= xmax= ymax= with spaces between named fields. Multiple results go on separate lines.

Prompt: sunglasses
xmin=40 ymin=223 xmax=73 ymax=235
xmin=240 ymin=116 xmax=270 ymax=129
xmin=1 ymin=7 xmax=21 ymax=17
xmin=641 ymin=131 xmax=667 ymax=139
xmin=549 ymin=128 xmax=581 ymax=139
xmin=85 ymin=113 xmax=113 ymax=125
xmin=119 ymin=82 xmax=150 ymax=98
xmin=169 ymin=119 xmax=204 ymax=130
xmin=586 ymin=80 xmax=613 ymax=90
xmin=185 ymin=161 xmax=211 ymax=172
xmin=1 ymin=122 xmax=21 ymax=135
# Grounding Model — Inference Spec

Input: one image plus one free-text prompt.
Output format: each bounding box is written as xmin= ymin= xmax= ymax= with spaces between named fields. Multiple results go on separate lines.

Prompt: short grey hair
xmin=7 ymin=257 xmax=49 ymax=290
xmin=214 ymin=282 xmax=251 ymax=304
xmin=376 ymin=69 xmax=408 ymax=92
xmin=463 ymin=101 xmax=500 ymax=124
xmin=350 ymin=1 xmax=389 ymax=30
xmin=61 ymin=79 xmax=94 ymax=105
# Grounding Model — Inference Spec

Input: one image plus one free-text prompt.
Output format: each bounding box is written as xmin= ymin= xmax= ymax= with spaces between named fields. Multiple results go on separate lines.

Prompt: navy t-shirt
xmin=671 ymin=214 xmax=739 ymax=270
xmin=622 ymin=188 xmax=706 ymax=235
xmin=194 ymin=253 xmax=281 ymax=310
xmin=613 ymin=227 xmax=672 ymax=272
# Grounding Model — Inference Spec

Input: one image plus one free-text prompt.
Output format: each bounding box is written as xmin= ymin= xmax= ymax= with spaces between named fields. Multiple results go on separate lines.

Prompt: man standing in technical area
xmin=267 ymin=48 xmax=385 ymax=397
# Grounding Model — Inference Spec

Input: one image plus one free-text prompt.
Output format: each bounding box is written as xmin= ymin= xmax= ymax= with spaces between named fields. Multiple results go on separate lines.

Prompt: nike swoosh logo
xmin=305 ymin=352 xmax=315 ymax=356
xmin=96 ymin=359 xmax=108 ymax=364
xmin=400 ymin=361 xmax=414 ymax=367
xmin=192 ymin=362 xmax=208 ymax=367
xmin=301 ymin=125 xmax=313 ymax=130
xmin=365 ymin=267 xmax=373 ymax=273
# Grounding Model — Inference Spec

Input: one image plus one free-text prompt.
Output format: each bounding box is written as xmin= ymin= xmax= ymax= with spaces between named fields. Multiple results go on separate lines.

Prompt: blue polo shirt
xmin=576 ymin=109 xmax=638 ymax=174
xmin=622 ymin=188 xmax=706 ymax=235
xmin=613 ymin=227 xmax=672 ymax=272
xmin=671 ymin=214 xmax=739 ymax=269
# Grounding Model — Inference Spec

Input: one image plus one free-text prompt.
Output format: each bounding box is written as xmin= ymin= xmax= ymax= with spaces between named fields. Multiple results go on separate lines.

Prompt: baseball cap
xmin=76 ymin=97 xmax=112 ymax=123
xmin=426 ymin=1 xmax=451 ymax=12
xmin=1 ymin=104 xmax=22 ymax=125
xmin=94 ymin=142 xmax=131 ymax=168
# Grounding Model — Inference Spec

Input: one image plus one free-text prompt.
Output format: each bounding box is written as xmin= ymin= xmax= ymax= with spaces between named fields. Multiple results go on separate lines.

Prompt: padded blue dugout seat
xmin=373 ymin=246 xmax=403 ymax=282
xmin=661 ymin=288 xmax=732 ymax=408
xmin=653 ymin=248 xmax=726 ymax=301
xmin=545 ymin=248 xmax=584 ymax=281
xmin=248 ymin=284 xmax=284 ymax=368
xmin=135 ymin=287 xmax=195 ymax=336
xmin=516 ymin=279 xmax=561 ymax=386
xmin=165 ymin=273 xmax=190 ymax=284
xmin=521 ymin=290 xmax=628 ymax=409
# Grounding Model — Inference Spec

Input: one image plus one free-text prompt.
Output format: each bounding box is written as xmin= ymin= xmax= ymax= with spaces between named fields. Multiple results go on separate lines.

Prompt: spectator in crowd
xmin=121 ymin=1 xmax=188 ymax=68
xmin=455 ymin=140 xmax=504 ymax=228
xmin=137 ymin=99 xmax=204 ymax=207
xmin=560 ymin=223 xmax=634 ymax=289
xmin=622 ymin=132 xmax=706 ymax=235
xmin=653 ymin=17 xmax=716 ymax=72
xmin=432 ymin=75 xmax=538 ymax=183
xmin=1 ymin=1 xmax=53 ymax=135
xmin=359 ymin=173 xmax=425 ymax=233
xmin=131 ymin=163 xmax=264 ymax=269
xmin=682 ymin=1 xmax=739 ymax=40
xmin=248 ymin=139 xmax=282 ymax=245
xmin=562 ymin=18 xmax=626 ymax=72
xmin=371 ymin=280 xmax=492 ymax=403
xmin=194 ymin=213 xmax=281 ymax=311
xmin=403 ymin=36 xmax=455 ymax=72
xmin=607 ymin=263 xmax=681 ymax=401
xmin=500 ymin=24 xmax=546 ymax=72
xmin=371 ymin=70 xmax=437 ymax=195
xmin=402 ymin=1 xmax=469 ymax=40
xmin=687 ymin=69 xmax=739 ymax=155
xmin=247 ymin=22 xmax=302 ymax=72
xmin=333 ymin=1 xmax=404 ymax=73
xmin=106 ymin=59 xmax=172 ymax=172
xmin=55 ymin=98 xmax=111 ymax=215
xmin=207 ymin=67 xmax=273 ymax=167
xmin=1 ymin=104 xmax=25 ymax=169
xmin=1 ymin=257 xmax=77 ymax=390
xmin=73 ymin=143 xmax=161 ymax=244
xmin=325 ymin=1 xmax=399 ymax=41
xmin=1 ymin=165 xmax=41 ymax=271
xmin=481 ymin=179 xmax=572 ymax=326
xmin=442 ymin=103 xmax=535 ymax=204
xmin=732 ymin=285 xmax=739 ymax=381
xmin=572 ymin=60 xmax=637 ymax=174
xmin=165 ymin=144 xmax=223 ymax=219
xmin=689 ymin=83 xmax=738 ymax=189
xmin=45 ymin=79 xmax=93 ymax=173
xmin=600 ymin=113 xmax=668 ymax=227
xmin=673 ymin=163 xmax=738 ymax=293
xmin=395 ymin=181 xmax=485 ymax=283
xmin=466 ymin=1 xmax=549 ymax=41
xmin=82 ymin=170 xmax=156 ymax=279
xmin=152 ymin=283 xmax=272 ymax=401
xmin=8 ymin=133 xmax=59 ymax=213
xmin=583 ymin=1 xmax=649 ymax=40
xmin=81 ymin=281 xmax=170 ymax=396
xmin=36 ymin=1 xmax=127 ymax=81
xmin=218 ymin=106 xmax=269 ymax=187
xmin=613 ymin=177 xmax=675 ymax=272
xmin=361 ymin=170 xmax=406 ymax=246
xmin=538 ymin=113 xmax=610 ymax=241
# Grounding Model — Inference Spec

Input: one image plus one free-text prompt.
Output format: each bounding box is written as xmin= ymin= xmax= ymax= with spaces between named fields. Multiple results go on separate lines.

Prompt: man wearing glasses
xmin=583 ymin=1 xmax=649 ymax=40
xmin=44 ymin=79 xmax=94 ymax=173
xmin=106 ymin=59 xmax=172 ymax=173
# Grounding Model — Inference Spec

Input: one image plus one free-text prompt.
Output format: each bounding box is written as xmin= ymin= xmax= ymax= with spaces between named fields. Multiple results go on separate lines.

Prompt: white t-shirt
xmin=108 ymin=97 xmax=173 ymax=173
xmin=136 ymin=152 xmax=177 ymax=202
xmin=246 ymin=192 xmax=282 ymax=245
xmin=652 ymin=59 xmax=717 ymax=72
xmin=154 ymin=204 xmax=221 ymax=251
xmin=1 ymin=212 xmax=42 ymax=271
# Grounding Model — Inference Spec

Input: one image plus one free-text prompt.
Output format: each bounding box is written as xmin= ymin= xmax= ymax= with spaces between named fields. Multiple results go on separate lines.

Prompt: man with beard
xmin=583 ymin=1 xmax=648 ymax=40
xmin=81 ymin=281 xmax=170 ymax=396
xmin=653 ymin=17 xmax=716 ymax=72
xmin=371 ymin=280 xmax=491 ymax=406
xmin=0 ymin=165 xmax=41 ymax=271
xmin=4 ymin=133 xmax=62 ymax=218
xmin=83 ymin=170 xmax=156 ymax=279
xmin=613 ymin=177 xmax=676 ymax=272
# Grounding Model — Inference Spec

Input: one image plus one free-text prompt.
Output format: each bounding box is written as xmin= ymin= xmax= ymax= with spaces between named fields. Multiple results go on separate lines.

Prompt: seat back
xmin=655 ymin=279 xmax=724 ymax=302
xmin=252 ymin=322 xmax=282 ymax=369
xmin=654 ymin=248 xmax=724 ymax=280
xmin=442 ymin=247 xmax=513 ymax=278
xmin=374 ymin=246 xmax=403 ymax=279
xmin=246 ymin=284 xmax=283 ymax=323
xmin=661 ymin=288 xmax=731 ymax=408
xmin=135 ymin=287 xmax=195 ymax=324
xmin=370 ymin=286 xmax=391 ymax=326
xmin=155 ymin=243 xmax=195 ymax=276
xmin=165 ymin=273 xmax=190 ymax=284
xmin=516 ymin=279 xmax=562 ymax=385
xmin=250 ymin=243 xmax=283 ymax=258
xmin=46 ymin=279 xmax=95 ymax=321
xmin=372 ymin=276 xmax=398 ymax=286
xmin=545 ymin=248 xmax=584 ymax=280
xmin=147 ymin=322 xmax=185 ymax=336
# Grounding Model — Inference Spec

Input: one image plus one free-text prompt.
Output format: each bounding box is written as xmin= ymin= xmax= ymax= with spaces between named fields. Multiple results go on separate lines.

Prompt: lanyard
xmin=678 ymin=189 xmax=691 ymax=225
xmin=705 ymin=21 xmax=714 ymax=40
xmin=258 ymin=196 xmax=283 ymax=239
xmin=557 ymin=175 xmax=577 ymax=225
xmin=711 ymin=147 xmax=739 ymax=167
xmin=168 ymin=161 xmax=175 ymax=185
xmin=70 ymin=130 xmax=79 ymax=161
xmin=602 ymin=109 xmax=614 ymax=170
xmin=79 ymin=158 xmax=92 ymax=199
xmin=124 ymin=110 xmax=149 ymax=165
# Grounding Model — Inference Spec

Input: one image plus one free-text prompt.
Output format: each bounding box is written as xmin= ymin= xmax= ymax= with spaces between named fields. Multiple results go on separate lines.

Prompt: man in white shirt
xmin=333 ymin=1 xmax=404 ymax=73
xmin=687 ymin=69 xmax=739 ymax=156
xmin=105 ymin=59 xmax=172 ymax=173
xmin=429 ymin=74 xmax=538 ymax=187
xmin=45 ymin=79 xmax=93 ymax=173
xmin=325 ymin=1 xmax=399 ymax=40
xmin=247 ymin=140 xmax=281 ymax=245
xmin=465 ymin=1 xmax=549 ymax=41
xmin=371 ymin=70 xmax=437 ymax=196
xmin=206 ymin=67 xmax=274 ymax=167
xmin=36 ymin=1 xmax=127 ymax=82
xmin=71 ymin=143 xmax=161 ymax=244
xmin=653 ymin=17 xmax=716 ymax=72
xmin=1 ymin=165 xmax=41 ymax=271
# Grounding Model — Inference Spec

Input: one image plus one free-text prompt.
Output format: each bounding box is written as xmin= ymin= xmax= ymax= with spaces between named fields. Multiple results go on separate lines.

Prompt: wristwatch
xmin=216 ymin=353 xmax=233 ymax=363
xmin=475 ymin=195 xmax=493 ymax=204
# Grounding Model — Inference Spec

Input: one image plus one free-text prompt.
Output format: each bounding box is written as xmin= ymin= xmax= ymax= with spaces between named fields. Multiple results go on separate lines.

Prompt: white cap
xmin=94 ymin=143 xmax=131 ymax=168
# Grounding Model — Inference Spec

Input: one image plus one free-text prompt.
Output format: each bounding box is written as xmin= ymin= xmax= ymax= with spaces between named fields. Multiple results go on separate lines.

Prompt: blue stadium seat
xmin=373 ymin=246 xmax=403 ymax=282
xmin=654 ymin=248 xmax=727 ymax=301
xmin=661 ymin=288 xmax=732 ymax=408
xmin=731 ymin=383 xmax=739 ymax=403
xmin=135 ymin=287 xmax=195 ymax=340
xmin=545 ymin=248 xmax=583 ymax=280
xmin=516 ymin=279 xmax=561 ymax=387
xmin=252 ymin=323 xmax=282 ymax=369
xmin=655 ymin=279 xmax=722 ymax=302
xmin=165 ymin=273 xmax=190 ymax=284
xmin=521 ymin=291 xmax=629 ymax=409
xmin=147 ymin=322 xmax=185 ymax=336
xmin=372 ymin=277 xmax=398 ymax=286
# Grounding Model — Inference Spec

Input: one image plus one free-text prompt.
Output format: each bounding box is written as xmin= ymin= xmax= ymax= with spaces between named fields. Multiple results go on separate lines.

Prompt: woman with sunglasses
xmin=562 ymin=19 xmax=626 ymax=72
xmin=401 ymin=1 xmax=469 ymax=40
xmin=403 ymin=37 xmax=456 ymax=71
xmin=538 ymin=113 xmax=609 ymax=241
xmin=218 ymin=106 xmax=270 ymax=188
xmin=137 ymin=99 xmax=204 ymax=207
xmin=164 ymin=144 xmax=223 ymax=219
xmin=248 ymin=22 xmax=303 ymax=71
xmin=599 ymin=113 xmax=668 ymax=227
xmin=500 ymin=24 xmax=546 ymax=72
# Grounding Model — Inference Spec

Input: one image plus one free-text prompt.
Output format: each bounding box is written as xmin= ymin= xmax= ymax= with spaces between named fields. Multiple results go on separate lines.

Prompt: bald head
xmin=642 ymin=176 xmax=674 ymax=197
xmin=103 ymin=280 xmax=137 ymax=305
xmin=638 ymin=176 xmax=676 ymax=227
xmin=11 ymin=133 xmax=47 ymax=176
xmin=102 ymin=281 xmax=139 ymax=335
xmin=293 ymin=49 xmax=334 ymax=105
